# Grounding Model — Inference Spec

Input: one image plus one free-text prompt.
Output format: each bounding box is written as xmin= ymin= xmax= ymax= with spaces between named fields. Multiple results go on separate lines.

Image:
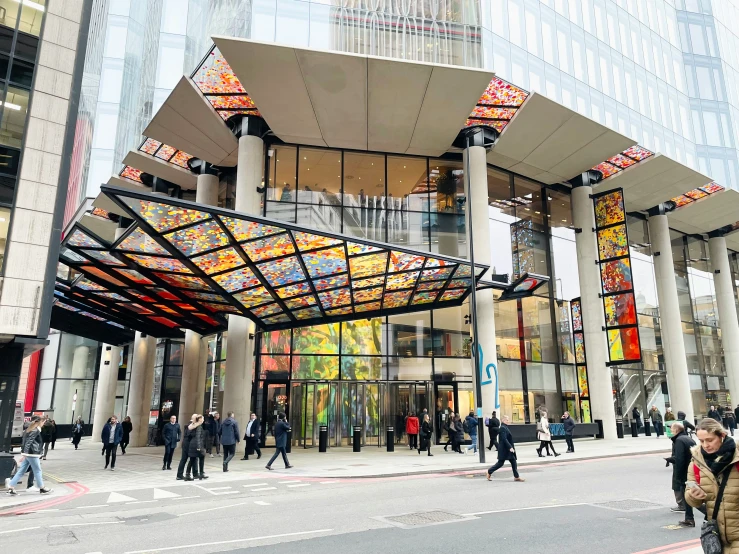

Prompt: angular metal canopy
xmin=667 ymin=188 xmax=739 ymax=235
xmin=122 ymin=145 xmax=197 ymax=191
xmin=212 ymin=36 xmax=494 ymax=156
xmin=68 ymin=186 xmax=488 ymax=334
xmin=486 ymin=93 xmax=635 ymax=184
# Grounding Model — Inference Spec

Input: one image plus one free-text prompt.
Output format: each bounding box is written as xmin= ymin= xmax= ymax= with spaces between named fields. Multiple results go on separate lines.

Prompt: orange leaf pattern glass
xmin=353 ymin=287 xmax=382 ymax=303
xmin=349 ymin=252 xmax=388 ymax=278
xmin=125 ymin=254 xmax=192 ymax=274
xmin=212 ymin=267 xmax=260 ymax=292
xmin=355 ymin=301 xmax=381 ymax=313
xmin=242 ymin=233 xmax=295 ymax=261
xmin=219 ymin=216 xmax=283 ymax=242
xmin=385 ymin=271 xmax=419 ymax=290
xmin=314 ymin=274 xmax=348 ymax=291
xmin=293 ymin=232 xmax=342 ymax=252
xmin=594 ymin=190 xmax=625 ymax=228
xmin=597 ymin=225 xmax=629 ymax=261
xmin=191 ymin=247 xmax=245 ymax=275
xmin=117 ymin=227 xmax=170 ymax=255
xmin=67 ymin=229 xmax=103 ymax=248
xmin=132 ymin=200 xmax=210 ymax=232
xmin=590 ymin=145 xmax=654 ymax=179
xmin=154 ymin=273 xmax=209 ymax=290
xmin=165 ymin=220 xmax=229 ymax=256
xmin=234 ymin=286 xmax=273 ymax=308
xmin=352 ymin=276 xmax=385 ymax=289
xmin=383 ymin=291 xmax=412 ymax=308
xmin=318 ymin=288 xmax=351 ymax=309
xmin=303 ymin=246 xmax=347 ymax=277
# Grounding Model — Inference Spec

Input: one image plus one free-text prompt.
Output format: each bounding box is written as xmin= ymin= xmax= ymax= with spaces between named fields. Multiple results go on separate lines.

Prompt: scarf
xmin=702 ymin=436 xmax=736 ymax=477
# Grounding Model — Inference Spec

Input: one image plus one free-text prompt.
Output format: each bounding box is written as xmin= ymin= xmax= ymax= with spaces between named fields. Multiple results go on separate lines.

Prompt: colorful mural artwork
xmin=570 ymin=298 xmax=591 ymax=423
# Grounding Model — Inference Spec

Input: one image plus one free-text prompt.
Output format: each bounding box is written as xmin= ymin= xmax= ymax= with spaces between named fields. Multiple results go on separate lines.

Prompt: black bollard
xmin=644 ymin=420 xmax=651 ymax=436
xmin=386 ymin=426 xmax=394 ymax=452
xmin=631 ymin=421 xmax=639 ymax=437
xmin=319 ymin=425 xmax=328 ymax=452
xmin=286 ymin=429 xmax=292 ymax=453
xmin=353 ymin=426 xmax=361 ymax=452
xmin=616 ymin=417 xmax=624 ymax=439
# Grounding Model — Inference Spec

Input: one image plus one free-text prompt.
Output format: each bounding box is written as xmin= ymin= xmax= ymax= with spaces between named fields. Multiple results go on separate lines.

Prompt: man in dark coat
xmin=486 ymin=415 xmax=524 ymax=482
xmin=562 ymin=411 xmax=576 ymax=453
xmin=265 ymin=412 xmax=292 ymax=470
xmin=219 ymin=412 xmax=240 ymax=471
xmin=666 ymin=422 xmax=695 ymax=527
xmin=176 ymin=414 xmax=195 ymax=480
xmin=487 ymin=411 xmax=500 ymax=451
xmin=707 ymin=405 xmax=722 ymax=423
xmin=241 ymin=412 xmax=261 ymax=461
xmin=161 ymin=415 xmax=181 ymax=470
xmin=101 ymin=415 xmax=123 ymax=470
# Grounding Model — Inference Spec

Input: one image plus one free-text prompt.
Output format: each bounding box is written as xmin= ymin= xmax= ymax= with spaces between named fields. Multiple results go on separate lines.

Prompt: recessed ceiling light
xmin=304 ymin=157 xmax=307 ymax=160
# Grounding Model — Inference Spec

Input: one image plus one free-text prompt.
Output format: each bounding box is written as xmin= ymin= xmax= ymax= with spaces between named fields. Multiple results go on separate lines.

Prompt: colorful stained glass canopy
xmin=669 ymin=181 xmax=724 ymax=208
xmin=83 ymin=185 xmax=489 ymax=332
xmin=191 ymin=45 xmax=261 ymax=121
xmin=465 ymin=77 xmax=529 ymax=133
xmin=591 ymin=145 xmax=655 ymax=179
xmin=137 ymin=137 xmax=195 ymax=169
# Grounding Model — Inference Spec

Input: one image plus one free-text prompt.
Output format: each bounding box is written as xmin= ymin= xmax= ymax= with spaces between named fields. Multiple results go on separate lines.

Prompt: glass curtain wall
xmin=205 ymin=332 xmax=227 ymax=414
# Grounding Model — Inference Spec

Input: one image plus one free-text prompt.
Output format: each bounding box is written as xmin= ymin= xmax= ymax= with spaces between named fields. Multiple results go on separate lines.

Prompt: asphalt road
xmin=0 ymin=451 xmax=700 ymax=554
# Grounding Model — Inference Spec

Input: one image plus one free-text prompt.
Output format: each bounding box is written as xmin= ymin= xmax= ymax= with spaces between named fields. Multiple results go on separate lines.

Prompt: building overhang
xmin=667 ymin=189 xmax=739 ymax=236
xmin=593 ymin=153 xmax=712 ymax=212
xmin=212 ymin=36 xmax=494 ymax=156
xmin=486 ymin=93 xmax=635 ymax=184
xmin=122 ymin=150 xmax=198 ymax=190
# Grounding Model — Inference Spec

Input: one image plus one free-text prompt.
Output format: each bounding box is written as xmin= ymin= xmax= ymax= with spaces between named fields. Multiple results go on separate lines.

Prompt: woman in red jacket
xmin=406 ymin=412 xmax=419 ymax=451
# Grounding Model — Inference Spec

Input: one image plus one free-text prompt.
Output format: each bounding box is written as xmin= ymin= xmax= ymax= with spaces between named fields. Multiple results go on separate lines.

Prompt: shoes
xmin=39 ymin=488 xmax=53 ymax=494
xmin=486 ymin=473 xmax=491 ymax=481
xmin=546 ymin=453 xmax=553 ymax=457
xmin=7 ymin=488 xmax=17 ymax=496
xmin=241 ymin=457 xmax=248 ymax=460
xmin=167 ymin=467 xmax=172 ymax=470
xmin=285 ymin=465 xmax=293 ymax=469
xmin=671 ymin=507 xmax=686 ymax=513
xmin=678 ymin=520 xmax=695 ymax=527
xmin=27 ymin=486 xmax=40 ymax=492
xmin=554 ymin=453 xmax=561 ymax=457
xmin=257 ymin=454 xmax=261 ymax=459
xmin=162 ymin=465 xmax=166 ymax=471
xmin=210 ymin=454 xmax=214 ymax=458
xmin=536 ymin=449 xmax=544 ymax=458
xmin=104 ymin=465 xmax=108 ymax=470
xmin=428 ymin=453 xmax=433 ymax=457
xmin=223 ymin=466 xmax=228 ymax=472
xmin=176 ymin=476 xmax=184 ymax=480
xmin=200 ymin=475 xmax=209 ymax=480
xmin=183 ymin=476 xmax=194 ymax=481
xmin=514 ymin=478 xmax=525 ymax=482
xmin=110 ymin=468 xmax=115 ymax=471
xmin=265 ymin=465 xmax=273 ymax=471
xmin=444 ymin=447 xmax=448 ymax=452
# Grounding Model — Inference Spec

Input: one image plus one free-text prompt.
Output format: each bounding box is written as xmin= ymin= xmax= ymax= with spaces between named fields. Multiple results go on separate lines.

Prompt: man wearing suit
xmin=242 ymin=412 xmax=262 ymax=460
xmin=101 ymin=415 xmax=124 ymax=471
xmin=265 ymin=412 xmax=292 ymax=470
xmin=161 ymin=415 xmax=181 ymax=470
xmin=486 ymin=415 xmax=525 ymax=482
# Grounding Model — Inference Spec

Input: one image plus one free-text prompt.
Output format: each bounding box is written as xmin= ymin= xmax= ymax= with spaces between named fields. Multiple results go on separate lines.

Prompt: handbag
xmin=536 ymin=421 xmax=543 ymax=433
xmin=700 ymin=469 xmax=730 ymax=554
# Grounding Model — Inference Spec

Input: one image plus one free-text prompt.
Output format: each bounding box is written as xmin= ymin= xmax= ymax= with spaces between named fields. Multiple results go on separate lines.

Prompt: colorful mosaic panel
xmin=140 ymin=137 xmax=161 ymax=154
xmin=574 ymin=334 xmax=586 ymax=364
xmin=594 ymin=190 xmax=626 ymax=228
xmin=412 ymin=291 xmax=438 ymax=304
xmin=424 ymin=257 xmax=451 ymax=268
xmin=326 ymin=306 xmax=353 ymax=316
xmin=701 ymin=182 xmax=724 ymax=194
xmin=347 ymin=242 xmax=382 ymax=255
xmin=120 ymin=166 xmax=143 ymax=183
xmin=234 ymin=286 xmax=273 ymax=308
xmin=170 ymin=150 xmax=193 ymax=169
xmin=607 ymin=327 xmax=641 ymax=362
xmin=182 ymin=291 xmax=224 ymax=302
xmin=420 ymin=267 xmax=453 ymax=281
xmin=263 ymin=313 xmax=291 ymax=325
xmin=684 ymin=188 xmax=708 ymax=200
xmin=353 ymin=287 xmax=382 ymax=304
xmin=622 ymin=145 xmax=653 ymax=161
xmin=383 ymin=290 xmax=412 ymax=308
xmin=251 ymin=303 xmax=282 ymax=317
xmin=284 ymin=295 xmax=317 ymax=309
xmin=219 ymin=216 xmax=283 ymax=242
xmin=165 ymin=219 xmax=229 ymax=256
xmin=80 ymin=249 xmax=125 ymax=266
xmin=55 ymin=301 xmax=80 ymax=312
xmin=607 ymin=154 xmax=638 ymax=169
xmin=215 ymin=108 xmax=261 ymax=121
xmin=60 ymin=247 xmax=87 ymax=262
xmin=592 ymin=162 xmax=620 ymax=179
xmin=67 ymin=229 xmax=103 ymax=248
xmin=201 ymin=302 xmax=241 ymax=314
xmin=241 ymin=233 xmax=295 ymax=262
xmin=294 ymin=306 xmax=322 ymax=320
xmin=355 ymin=301 xmax=381 ymax=313
xmin=207 ymin=94 xmax=256 ymax=109
xmin=465 ymin=119 xmax=507 ymax=132
xmin=303 ymin=246 xmax=347 ymax=278
xmin=212 ymin=266 xmax=260 ymax=292
xmin=385 ymin=271 xmax=419 ymax=291
xmin=80 ymin=266 xmax=127 ymax=286
xmin=153 ymin=288 xmax=180 ymax=300
xmin=154 ymin=304 xmax=180 ymax=316
xmin=440 ymin=289 xmax=465 ymax=302
xmin=128 ymin=199 xmax=210 ymax=232
xmin=155 ymin=144 xmax=176 ymax=161
xmin=192 ymin=47 xmax=246 ymax=94
xmin=597 ymin=224 xmax=629 ymax=261
xmin=115 ymin=268 xmax=155 ymax=285
xmin=125 ymin=290 xmax=156 ymax=303
xmin=454 ymin=265 xmax=472 ymax=278
xmin=416 ymin=281 xmax=445 ymax=291
xmin=388 ymin=252 xmax=425 ymax=272
xmin=604 ymin=293 xmax=637 ymax=327
xmin=154 ymin=273 xmax=210 ymax=290
xmin=75 ymin=278 xmax=107 ymax=291
xmin=257 ymin=256 xmax=305 ymax=287
xmin=122 ymin=303 xmax=154 ymax=315
xmin=150 ymin=316 xmax=179 ymax=328
xmin=600 ymin=259 xmax=633 ymax=293
xmin=314 ymin=274 xmax=348 ymax=291
xmin=349 ymin=252 xmax=387 ymax=279
xmin=449 ymin=278 xmax=471 ymax=289
xmin=194 ymin=313 xmax=220 ymax=325
xmin=117 ymin=227 xmax=170 ymax=255
xmin=93 ymin=292 xmax=128 ymax=301
xmin=125 ymin=254 xmax=192 ymax=273
xmin=352 ymin=276 xmax=385 ymax=289
xmin=191 ymin=247 xmax=245 ymax=275
xmin=470 ymin=106 xmax=517 ymax=119
xmin=318 ymin=288 xmax=351 ymax=309
xmin=671 ymin=195 xmax=692 ymax=208
xmin=176 ymin=302 xmax=198 ymax=311
xmin=572 ymin=300 xmax=583 ymax=332
xmin=293 ymin=232 xmax=341 ymax=252
xmin=478 ymin=77 xmax=528 ymax=106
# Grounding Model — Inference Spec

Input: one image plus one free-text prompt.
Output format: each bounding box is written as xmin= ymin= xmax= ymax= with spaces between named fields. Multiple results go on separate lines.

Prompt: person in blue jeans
xmin=6 ymin=416 xmax=53 ymax=495
xmin=465 ymin=411 xmax=479 ymax=454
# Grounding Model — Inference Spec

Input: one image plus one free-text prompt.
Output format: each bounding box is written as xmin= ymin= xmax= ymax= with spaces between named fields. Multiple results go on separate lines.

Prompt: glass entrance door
xmin=341 ymin=383 xmax=383 ymax=446
xmin=260 ymin=383 xmax=288 ymax=447
xmin=291 ymin=382 xmax=338 ymax=448
xmin=434 ymin=382 xmax=457 ymax=444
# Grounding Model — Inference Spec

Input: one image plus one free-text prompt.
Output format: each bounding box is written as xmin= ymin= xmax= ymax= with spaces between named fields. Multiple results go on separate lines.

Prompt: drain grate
xmin=381 ymin=511 xmax=469 ymax=528
xmin=592 ymin=499 xmax=664 ymax=512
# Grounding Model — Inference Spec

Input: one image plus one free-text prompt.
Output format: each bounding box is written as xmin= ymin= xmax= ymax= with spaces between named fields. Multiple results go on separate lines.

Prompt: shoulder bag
xmin=700 ymin=469 xmax=730 ymax=554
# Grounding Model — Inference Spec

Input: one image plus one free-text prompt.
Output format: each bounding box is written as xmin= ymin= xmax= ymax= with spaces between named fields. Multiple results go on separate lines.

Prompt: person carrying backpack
xmin=464 ymin=411 xmax=478 ymax=455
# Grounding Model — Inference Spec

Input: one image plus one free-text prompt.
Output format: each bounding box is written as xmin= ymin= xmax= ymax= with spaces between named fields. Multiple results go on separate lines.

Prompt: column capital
xmin=229 ymin=115 xmax=269 ymax=139
xmin=188 ymin=158 xmax=220 ymax=176
xmin=708 ymin=226 xmax=734 ymax=239
xmin=140 ymin=173 xmax=174 ymax=195
xmin=453 ymin=126 xmax=497 ymax=149
xmin=569 ymin=171 xmax=602 ymax=188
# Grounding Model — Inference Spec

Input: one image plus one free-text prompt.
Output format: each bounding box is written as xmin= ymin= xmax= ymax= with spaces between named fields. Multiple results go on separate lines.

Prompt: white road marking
xmin=50 ymin=521 xmax=123 ymax=528
xmin=250 ymin=487 xmax=277 ymax=492
xmin=242 ymin=483 xmax=268 ymax=487
xmin=278 ymin=480 xmax=300 ymax=483
xmin=127 ymin=500 xmax=158 ymax=504
xmin=319 ymin=481 xmax=338 ymax=484
xmin=166 ymin=495 xmax=201 ymax=500
xmin=152 ymin=488 xmax=180 ymax=500
xmin=177 ymin=501 xmax=252 ymax=517
xmin=123 ymin=529 xmax=334 ymax=553
xmin=463 ymin=502 xmax=588 ymax=516
xmin=254 ymin=501 xmax=271 ymax=506
xmin=106 ymin=492 xmax=137 ymax=503
xmin=76 ymin=504 xmax=108 ymax=509
xmin=30 ymin=509 xmax=60 ymax=513
xmin=287 ymin=484 xmax=311 ymax=488
xmin=0 ymin=527 xmax=40 ymax=535
xmin=203 ymin=486 xmax=231 ymax=491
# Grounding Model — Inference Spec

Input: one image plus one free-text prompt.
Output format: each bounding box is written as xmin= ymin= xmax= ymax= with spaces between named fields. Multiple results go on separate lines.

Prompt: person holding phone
xmin=665 ymin=422 xmax=695 ymax=527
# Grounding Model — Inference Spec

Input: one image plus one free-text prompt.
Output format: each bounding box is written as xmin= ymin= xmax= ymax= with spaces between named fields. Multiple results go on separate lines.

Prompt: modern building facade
xmin=22 ymin=0 xmax=739 ymax=450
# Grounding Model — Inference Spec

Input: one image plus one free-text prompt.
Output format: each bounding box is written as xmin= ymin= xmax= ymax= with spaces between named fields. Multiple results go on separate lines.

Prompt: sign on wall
xmin=570 ymin=298 xmax=591 ymax=423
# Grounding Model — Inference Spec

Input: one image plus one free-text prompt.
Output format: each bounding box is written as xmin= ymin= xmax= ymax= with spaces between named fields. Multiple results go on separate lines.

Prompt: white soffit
xmin=143 ymin=77 xmax=238 ymax=166
xmin=594 ymin=154 xmax=712 ymax=212
xmin=122 ymin=151 xmax=198 ymax=190
xmin=487 ymin=93 xmax=635 ymax=184
xmin=667 ymin=189 xmax=739 ymax=236
xmin=92 ymin=177 xmax=147 ymax=216
xmin=80 ymin=214 xmax=117 ymax=243
xmin=212 ymin=36 xmax=494 ymax=156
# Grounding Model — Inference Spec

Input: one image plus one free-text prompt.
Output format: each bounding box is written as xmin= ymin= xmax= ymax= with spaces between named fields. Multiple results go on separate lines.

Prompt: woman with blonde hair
xmin=685 ymin=418 xmax=739 ymax=552
xmin=6 ymin=415 xmax=53 ymax=495
xmin=536 ymin=408 xmax=560 ymax=458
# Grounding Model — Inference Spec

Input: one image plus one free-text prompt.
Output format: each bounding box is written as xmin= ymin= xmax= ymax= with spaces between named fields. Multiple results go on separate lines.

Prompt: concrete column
xmin=70 ymin=345 xmax=89 ymax=379
xmin=194 ymin=335 xmax=209 ymax=414
xmin=126 ymin=332 xmax=157 ymax=447
xmin=196 ymin=172 xmax=219 ymax=205
xmin=178 ymin=330 xmax=202 ymax=425
xmin=463 ymin=144 xmax=498 ymax=418
xmin=648 ymin=214 xmax=694 ymax=422
xmin=571 ymin=185 xmax=617 ymax=439
xmin=709 ymin=235 xmax=739 ymax=404
xmin=224 ymin=130 xmax=263 ymax=430
xmin=91 ymin=345 xmax=121 ymax=441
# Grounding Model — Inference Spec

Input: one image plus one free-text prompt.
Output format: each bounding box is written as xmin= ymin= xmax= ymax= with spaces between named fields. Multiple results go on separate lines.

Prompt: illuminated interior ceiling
xmin=592 ymin=153 xmax=713 ymax=212
xmin=591 ymin=145 xmax=655 ymax=179
xmin=666 ymin=187 xmax=739 ymax=236
xmin=91 ymin=185 xmax=489 ymax=332
xmin=465 ymin=77 xmax=528 ymax=133
xmin=486 ymin=92 xmax=635 ymax=184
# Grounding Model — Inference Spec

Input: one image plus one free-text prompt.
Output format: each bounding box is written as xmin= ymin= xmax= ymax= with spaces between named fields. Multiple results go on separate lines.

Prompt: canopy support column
xmin=648 ymin=211 xmax=693 ymax=423
xmin=126 ymin=331 xmax=157 ymax=447
xmin=571 ymin=177 xmax=617 ymax=439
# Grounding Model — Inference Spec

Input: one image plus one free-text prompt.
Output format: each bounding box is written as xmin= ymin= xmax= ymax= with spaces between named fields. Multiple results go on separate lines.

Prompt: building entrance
xmin=290 ymin=382 xmax=338 ymax=448
xmin=256 ymin=382 xmax=288 ymax=447
xmin=434 ymin=382 xmax=458 ymax=444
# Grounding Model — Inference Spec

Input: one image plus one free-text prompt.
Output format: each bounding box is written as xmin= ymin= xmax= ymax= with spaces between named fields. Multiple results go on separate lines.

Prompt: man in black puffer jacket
xmin=176 ymin=414 xmax=195 ymax=481
xmin=665 ymin=422 xmax=696 ymax=528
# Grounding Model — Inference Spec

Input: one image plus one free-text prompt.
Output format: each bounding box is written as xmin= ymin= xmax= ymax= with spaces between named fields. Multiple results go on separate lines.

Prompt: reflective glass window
xmin=268 ymin=145 xmax=297 ymax=202
xmin=0 ymin=86 xmax=28 ymax=148
xmin=297 ymin=147 xmax=341 ymax=203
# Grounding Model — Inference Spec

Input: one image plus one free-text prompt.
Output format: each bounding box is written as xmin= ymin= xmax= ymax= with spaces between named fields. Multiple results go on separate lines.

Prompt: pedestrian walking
xmin=487 ymin=411 xmax=500 ymax=451
xmin=406 ymin=412 xmax=419 ymax=451
xmin=677 ymin=411 xmax=696 ymax=435
xmin=536 ymin=408 xmax=560 ymax=457
xmin=685 ymin=418 xmax=739 ymax=551
xmin=453 ymin=414 xmax=464 ymax=454
xmin=50 ymin=420 xmax=57 ymax=450
xmin=665 ymin=422 xmax=696 ymax=528
xmin=665 ymin=407 xmax=676 ymax=421
xmin=708 ymin=405 xmax=722 ymax=423
xmin=241 ymin=412 xmax=261 ymax=460
xmin=202 ymin=411 xmax=213 ymax=458
xmin=210 ymin=412 xmax=222 ymax=457
xmin=726 ymin=407 xmax=736 ymax=437
xmin=486 ymin=415 xmax=525 ymax=482
xmin=650 ymin=406 xmax=664 ymax=437
xmin=562 ymin=411 xmax=576 ymax=453
xmin=176 ymin=414 xmax=196 ymax=481
xmin=121 ymin=416 xmax=132 ymax=454
xmin=219 ymin=411 xmax=240 ymax=472
xmin=185 ymin=415 xmax=207 ymax=481
xmin=442 ymin=414 xmax=454 ymax=452
xmin=161 ymin=415 xmax=180 ymax=470
xmin=265 ymin=412 xmax=293 ymax=470
xmin=40 ymin=416 xmax=53 ymax=460
xmin=464 ymin=411 xmax=478 ymax=455
xmin=419 ymin=413 xmax=433 ymax=456
xmin=101 ymin=415 xmax=123 ymax=470
xmin=735 ymin=404 xmax=739 ymax=426
xmin=101 ymin=417 xmax=111 ymax=455
xmin=5 ymin=416 xmax=53 ymax=495
xmin=72 ymin=417 xmax=84 ymax=449
xmin=632 ymin=406 xmax=643 ymax=433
